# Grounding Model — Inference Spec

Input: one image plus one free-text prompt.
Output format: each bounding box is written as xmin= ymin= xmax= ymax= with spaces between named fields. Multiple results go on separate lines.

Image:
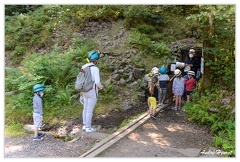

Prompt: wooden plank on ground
xmin=80 ymin=103 xmax=171 ymax=157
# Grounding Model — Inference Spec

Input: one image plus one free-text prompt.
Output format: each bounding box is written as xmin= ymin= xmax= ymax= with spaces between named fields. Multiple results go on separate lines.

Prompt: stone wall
xmin=170 ymin=37 xmax=203 ymax=62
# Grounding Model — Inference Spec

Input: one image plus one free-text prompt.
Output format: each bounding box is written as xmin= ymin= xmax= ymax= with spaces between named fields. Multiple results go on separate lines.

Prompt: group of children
xmin=146 ymin=66 xmax=170 ymax=119
xmin=146 ymin=65 xmax=197 ymax=118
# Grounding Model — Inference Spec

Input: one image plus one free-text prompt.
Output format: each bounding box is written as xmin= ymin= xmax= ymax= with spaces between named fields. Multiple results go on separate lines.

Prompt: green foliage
xmin=130 ymin=53 xmax=145 ymax=68
xmin=124 ymin=5 xmax=164 ymax=29
xmin=136 ymin=24 xmax=155 ymax=35
xmin=98 ymin=83 xmax=116 ymax=103
xmin=54 ymin=86 xmax=74 ymax=106
xmin=5 ymin=5 xmax=42 ymax=16
xmin=5 ymin=67 xmax=22 ymax=91
xmin=5 ymin=5 xmax=126 ymax=67
xmin=46 ymin=5 xmax=124 ymax=27
xmin=187 ymin=5 xmax=235 ymax=90
xmin=130 ymin=30 xmax=170 ymax=58
xmin=97 ymin=58 xmax=113 ymax=73
xmin=94 ymin=5 xmax=125 ymax=20
xmin=5 ymin=39 xmax=94 ymax=126
xmin=14 ymin=48 xmax=83 ymax=108
xmin=5 ymin=7 xmax=52 ymax=65
xmin=5 ymin=121 xmax=28 ymax=137
xmin=183 ymin=88 xmax=235 ymax=157
xmin=119 ymin=112 xmax=144 ymax=129
xmin=185 ymin=6 xmax=236 ymax=155
xmin=212 ymin=118 xmax=235 ymax=156
xmin=5 ymin=95 xmax=33 ymax=124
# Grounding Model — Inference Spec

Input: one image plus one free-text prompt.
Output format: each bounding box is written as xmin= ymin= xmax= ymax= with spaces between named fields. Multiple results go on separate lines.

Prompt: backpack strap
xmin=85 ymin=64 xmax=98 ymax=98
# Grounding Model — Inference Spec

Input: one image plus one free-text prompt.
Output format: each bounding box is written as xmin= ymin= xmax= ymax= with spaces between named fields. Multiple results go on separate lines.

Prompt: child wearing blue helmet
xmin=32 ymin=84 xmax=45 ymax=141
xmin=158 ymin=66 xmax=170 ymax=106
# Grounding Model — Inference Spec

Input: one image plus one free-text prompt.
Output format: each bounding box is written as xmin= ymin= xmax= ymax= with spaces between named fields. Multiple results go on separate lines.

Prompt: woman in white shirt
xmin=81 ymin=50 xmax=104 ymax=132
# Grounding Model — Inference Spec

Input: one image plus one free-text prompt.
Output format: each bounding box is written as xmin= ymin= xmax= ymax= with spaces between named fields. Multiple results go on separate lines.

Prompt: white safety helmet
xmin=151 ymin=67 xmax=159 ymax=75
xmin=189 ymin=49 xmax=195 ymax=53
xmin=176 ymin=62 xmax=185 ymax=69
xmin=174 ymin=69 xmax=182 ymax=76
xmin=187 ymin=71 xmax=195 ymax=76
xmin=184 ymin=66 xmax=191 ymax=72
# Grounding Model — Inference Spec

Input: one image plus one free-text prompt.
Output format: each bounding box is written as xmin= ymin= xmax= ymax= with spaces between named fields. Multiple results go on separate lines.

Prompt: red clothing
xmin=184 ymin=78 xmax=196 ymax=91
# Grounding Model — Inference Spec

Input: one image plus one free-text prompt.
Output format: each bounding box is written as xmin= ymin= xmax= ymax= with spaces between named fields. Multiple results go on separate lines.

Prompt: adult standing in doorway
xmin=81 ymin=50 xmax=104 ymax=132
xmin=185 ymin=49 xmax=200 ymax=75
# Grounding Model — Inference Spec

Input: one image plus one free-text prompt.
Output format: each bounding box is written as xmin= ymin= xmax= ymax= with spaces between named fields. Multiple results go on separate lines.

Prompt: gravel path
xmin=4 ymin=134 xmax=98 ymax=158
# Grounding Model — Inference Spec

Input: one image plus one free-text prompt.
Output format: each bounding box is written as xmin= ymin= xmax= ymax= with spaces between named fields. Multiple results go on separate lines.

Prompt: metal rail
xmin=80 ymin=102 xmax=172 ymax=157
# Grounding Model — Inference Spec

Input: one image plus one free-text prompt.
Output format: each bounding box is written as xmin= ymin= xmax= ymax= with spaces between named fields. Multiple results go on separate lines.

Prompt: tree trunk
xmin=199 ymin=11 xmax=215 ymax=94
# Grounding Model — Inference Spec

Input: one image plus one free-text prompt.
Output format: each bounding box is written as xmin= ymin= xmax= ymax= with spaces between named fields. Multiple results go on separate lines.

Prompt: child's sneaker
xmin=86 ymin=127 xmax=96 ymax=133
xmin=38 ymin=132 xmax=45 ymax=137
xmin=150 ymin=114 xmax=157 ymax=120
xmin=82 ymin=125 xmax=86 ymax=131
xmin=177 ymin=106 xmax=181 ymax=111
xmin=172 ymin=106 xmax=177 ymax=111
xmin=33 ymin=136 xmax=43 ymax=141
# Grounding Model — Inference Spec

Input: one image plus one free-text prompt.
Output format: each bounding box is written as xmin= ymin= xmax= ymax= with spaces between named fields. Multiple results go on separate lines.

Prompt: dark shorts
xmin=186 ymin=91 xmax=193 ymax=95
xmin=159 ymin=88 xmax=167 ymax=100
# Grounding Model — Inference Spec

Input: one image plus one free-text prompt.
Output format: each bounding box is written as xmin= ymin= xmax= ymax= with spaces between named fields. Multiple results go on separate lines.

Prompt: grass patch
xmin=5 ymin=122 xmax=29 ymax=137
xmin=118 ymin=111 xmax=145 ymax=129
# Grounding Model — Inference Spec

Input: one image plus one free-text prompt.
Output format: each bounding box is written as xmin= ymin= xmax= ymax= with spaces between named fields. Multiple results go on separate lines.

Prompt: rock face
xmin=170 ymin=37 xmax=203 ymax=62
xmin=77 ymin=20 xmax=149 ymax=110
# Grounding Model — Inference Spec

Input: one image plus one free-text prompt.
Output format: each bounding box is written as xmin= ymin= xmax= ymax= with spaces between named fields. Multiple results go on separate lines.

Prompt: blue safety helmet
xmin=33 ymin=84 xmax=45 ymax=93
xmin=159 ymin=66 xmax=167 ymax=74
xmin=88 ymin=50 xmax=100 ymax=62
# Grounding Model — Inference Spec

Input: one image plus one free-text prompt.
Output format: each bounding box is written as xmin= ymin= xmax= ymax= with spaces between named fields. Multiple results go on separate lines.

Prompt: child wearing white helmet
xmin=151 ymin=67 xmax=159 ymax=76
xmin=172 ymin=69 xmax=184 ymax=110
xmin=184 ymin=71 xmax=196 ymax=102
xmin=142 ymin=67 xmax=161 ymax=103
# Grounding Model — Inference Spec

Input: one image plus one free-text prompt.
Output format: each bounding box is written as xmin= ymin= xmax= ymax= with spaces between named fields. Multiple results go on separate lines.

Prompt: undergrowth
xmin=182 ymin=88 xmax=235 ymax=157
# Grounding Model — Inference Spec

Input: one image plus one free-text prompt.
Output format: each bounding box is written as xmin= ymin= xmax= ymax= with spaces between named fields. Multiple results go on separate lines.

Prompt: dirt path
xmin=98 ymin=106 xmax=213 ymax=157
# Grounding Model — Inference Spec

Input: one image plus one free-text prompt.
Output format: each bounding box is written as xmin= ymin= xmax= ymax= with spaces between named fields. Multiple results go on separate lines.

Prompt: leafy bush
xmin=136 ymin=24 xmax=155 ymax=34
xmin=5 ymin=36 xmax=99 ymax=127
xmin=5 ymin=5 xmax=42 ymax=16
xmin=124 ymin=5 xmax=164 ymax=29
xmin=183 ymin=88 xmax=235 ymax=157
xmin=5 ymin=67 xmax=22 ymax=92
xmin=130 ymin=30 xmax=170 ymax=58
xmin=5 ymin=43 xmax=90 ymax=110
xmin=212 ymin=118 xmax=235 ymax=156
